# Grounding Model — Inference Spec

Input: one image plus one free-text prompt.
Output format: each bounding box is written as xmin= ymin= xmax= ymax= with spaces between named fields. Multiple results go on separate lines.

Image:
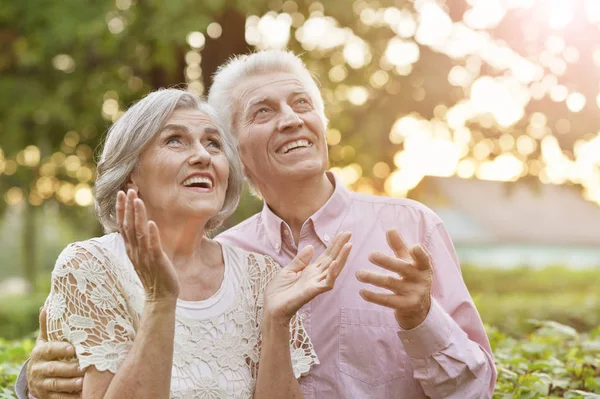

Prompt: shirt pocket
xmin=339 ymin=308 xmax=407 ymax=386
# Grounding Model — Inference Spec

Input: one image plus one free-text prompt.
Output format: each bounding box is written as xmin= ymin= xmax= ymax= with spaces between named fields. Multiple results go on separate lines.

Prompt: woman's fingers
xmin=325 ymin=232 xmax=351 ymax=259
xmin=134 ymin=198 xmax=150 ymax=252
xmin=123 ymin=189 xmax=138 ymax=251
xmin=325 ymin=243 xmax=352 ymax=286
xmin=148 ymin=220 xmax=163 ymax=259
xmin=313 ymin=232 xmax=351 ymax=268
xmin=116 ymin=190 xmax=126 ymax=231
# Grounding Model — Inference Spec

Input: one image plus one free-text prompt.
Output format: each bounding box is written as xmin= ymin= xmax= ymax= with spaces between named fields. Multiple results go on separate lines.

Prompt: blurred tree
xmin=2 ymin=0 xmax=600 ymax=287
xmin=0 ymin=0 xmax=266 ymax=288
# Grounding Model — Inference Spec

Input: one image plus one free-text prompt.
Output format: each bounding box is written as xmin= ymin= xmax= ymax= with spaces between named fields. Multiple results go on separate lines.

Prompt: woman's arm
xmin=254 ymin=232 xmax=353 ymax=398
xmin=83 ymin=299 xmax=176 ymax=399
xmin=79 ymin=190 xmax=181 ymax=399
xmin=254 ymin=314 xmax=302 ymax=398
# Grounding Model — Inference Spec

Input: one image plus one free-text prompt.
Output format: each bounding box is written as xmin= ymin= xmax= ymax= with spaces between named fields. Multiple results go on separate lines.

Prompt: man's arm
xmin=357 ymin=225 xmax=496 ymax=399
xmin=395 ymin=222 xmax=496 ymax=398
xmin=20 ymin=308 xmax=84 ymax=399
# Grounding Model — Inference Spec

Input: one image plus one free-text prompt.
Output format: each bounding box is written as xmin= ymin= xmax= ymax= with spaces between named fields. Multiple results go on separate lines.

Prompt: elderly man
xmin=18 ymin=50 xmax=496 ymax=399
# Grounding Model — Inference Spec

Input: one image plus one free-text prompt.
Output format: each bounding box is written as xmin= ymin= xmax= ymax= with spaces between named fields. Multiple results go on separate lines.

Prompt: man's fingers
xmin=47 ymin=394 xmax=82 ymax=399
xmin=38 ymin=306 xmax=48 ymax=342
xmin=386 ymin=229 xmax=411 ymax=260
xmin=410 ymin=244 xmax=432 ymax=271
xmin=32 ymin=341 xmax=76 ymax=362
xmin=368 ymin=251 xmax=418 ymax=280
xmin=356 ymin=269 xmax=405 ymax=294
xmin=40 ymin=376 xmax=84 ymax=393
xmin=359 ymin=289 xmax=404 ymax=310
xmin=35 ymin=360 xmax=84 ymax=378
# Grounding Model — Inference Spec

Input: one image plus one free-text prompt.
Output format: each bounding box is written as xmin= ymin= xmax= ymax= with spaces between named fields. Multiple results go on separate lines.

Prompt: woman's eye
xmin=166 ymin=136 xmax=182 ymax=145
xmin=207 ymin=140 xmax=222 ymax=149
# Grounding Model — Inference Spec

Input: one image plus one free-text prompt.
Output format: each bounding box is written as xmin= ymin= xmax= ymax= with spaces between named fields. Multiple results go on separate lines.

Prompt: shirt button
xmin=323 ymin=234 xmax=330 ymax=242
xmin=275 ymin=242 xmax=281 ymax=249
xmin=403 ymin=338 xmax=410 ymax=344
xmin=283 ymin=230 xmax=289 ymax=236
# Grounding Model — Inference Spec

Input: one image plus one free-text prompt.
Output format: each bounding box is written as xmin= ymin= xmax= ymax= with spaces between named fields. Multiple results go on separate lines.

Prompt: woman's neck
xmin=149 ymin=214 xmax=218 ymax=271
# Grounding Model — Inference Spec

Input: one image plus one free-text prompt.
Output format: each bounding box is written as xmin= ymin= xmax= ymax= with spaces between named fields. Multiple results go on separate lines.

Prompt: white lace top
xmin=45 ymin=233 xmax=318 ymax=398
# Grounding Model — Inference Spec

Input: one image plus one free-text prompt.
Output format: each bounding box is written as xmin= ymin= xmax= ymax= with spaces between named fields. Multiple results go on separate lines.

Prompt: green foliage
xmin=0 ymin=294 xmax=46 ymax=341
xmin=1 ymin=322 xmax=599 ymax=398
xmin=462 ymin=266 xmax=600 ymax=336
xmin=0 ymin=335 xmax=35 ymax=398
xmin=492 ymin=322 xmax=600 ymax=398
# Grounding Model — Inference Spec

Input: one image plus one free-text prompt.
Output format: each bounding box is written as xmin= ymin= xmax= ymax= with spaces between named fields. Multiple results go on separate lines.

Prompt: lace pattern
xmin=46 ymin=237 xmax=318 ymax=398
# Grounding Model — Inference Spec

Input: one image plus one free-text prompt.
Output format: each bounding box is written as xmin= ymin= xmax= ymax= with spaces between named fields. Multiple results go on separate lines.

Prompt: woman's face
xmin=129 ymin=108 xmax=230 ymax=225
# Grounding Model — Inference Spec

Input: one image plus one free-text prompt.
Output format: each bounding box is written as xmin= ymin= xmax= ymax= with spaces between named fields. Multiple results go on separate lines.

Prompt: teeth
xmin=278 ymin=139 xmax=312 ymax=154
xmin=182 ymin=176 xmax=213 ymax=188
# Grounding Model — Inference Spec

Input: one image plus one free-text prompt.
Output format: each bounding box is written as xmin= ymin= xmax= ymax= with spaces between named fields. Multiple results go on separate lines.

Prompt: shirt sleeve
xmin=250 ymin=254 xmax=319 ymax=379
xmin=14 ymin=359 xmax=29 ymax=399
xmin=396 ymin=222 xmax=497 ymax=399
xmin=45 ymin=241 xmax=137 ymax=374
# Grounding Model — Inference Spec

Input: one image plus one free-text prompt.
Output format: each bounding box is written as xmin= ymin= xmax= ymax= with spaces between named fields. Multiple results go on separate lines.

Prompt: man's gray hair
xmin=94 ymin=88 xmax=243 ymax=233
xmin=208 ymin=49 xmax=328 ymax=138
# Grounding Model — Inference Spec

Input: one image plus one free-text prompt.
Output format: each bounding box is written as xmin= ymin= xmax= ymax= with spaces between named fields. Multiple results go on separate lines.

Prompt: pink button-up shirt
xmin=216 ymin=172 xmax=496 ymax=399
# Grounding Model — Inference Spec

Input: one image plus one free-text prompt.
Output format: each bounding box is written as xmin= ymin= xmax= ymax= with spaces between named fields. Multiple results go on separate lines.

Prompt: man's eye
xmin=256 ymin=108 xmax=269 ymax=115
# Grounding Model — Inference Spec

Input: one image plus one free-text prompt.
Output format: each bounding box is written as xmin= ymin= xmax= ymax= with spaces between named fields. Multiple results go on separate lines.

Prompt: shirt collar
xmin=260 ymin=171 xmax=352 ymax=252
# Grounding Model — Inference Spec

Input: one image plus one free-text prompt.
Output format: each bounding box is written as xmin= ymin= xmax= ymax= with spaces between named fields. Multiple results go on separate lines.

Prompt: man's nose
xmin=188 ymin=143 xmax=211 ymax=167
xmin=277 ymin=105 xmax=304 ymax=132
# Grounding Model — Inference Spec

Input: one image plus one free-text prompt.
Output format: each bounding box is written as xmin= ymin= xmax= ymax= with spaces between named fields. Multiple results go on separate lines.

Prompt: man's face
xmin=233 ymin=72 xmax=328 ymax=191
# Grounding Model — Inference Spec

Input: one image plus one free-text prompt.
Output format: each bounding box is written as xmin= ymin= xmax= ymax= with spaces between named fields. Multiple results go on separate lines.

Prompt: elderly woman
xmin=42 ymin=88 xmax=352 ymax=399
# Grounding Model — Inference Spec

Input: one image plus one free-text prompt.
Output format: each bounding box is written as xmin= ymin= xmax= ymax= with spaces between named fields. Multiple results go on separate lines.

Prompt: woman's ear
xmin=124 ymin=173 xmax=139 ymax=193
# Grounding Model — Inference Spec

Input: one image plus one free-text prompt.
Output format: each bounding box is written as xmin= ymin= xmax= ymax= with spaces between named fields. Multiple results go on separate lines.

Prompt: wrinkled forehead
xmin=163 ymin=108 xmax=220 ymax=131
xmin=233 ymin=72 xmax=310 ymax=113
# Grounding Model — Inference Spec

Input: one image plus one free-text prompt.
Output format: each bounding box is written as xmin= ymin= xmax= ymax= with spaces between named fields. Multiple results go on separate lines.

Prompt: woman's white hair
xmin=94 ymin=88 xmax=243 ymax=233
xmin=207 ymin=49 xmax=328 ymax=138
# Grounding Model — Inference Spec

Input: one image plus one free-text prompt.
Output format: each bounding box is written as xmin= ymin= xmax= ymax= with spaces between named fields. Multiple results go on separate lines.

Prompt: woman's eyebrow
xmin=160 ymin=124 xmax=189 ymax=134
xmin=204 ymin=127 xmax=220 ymax=136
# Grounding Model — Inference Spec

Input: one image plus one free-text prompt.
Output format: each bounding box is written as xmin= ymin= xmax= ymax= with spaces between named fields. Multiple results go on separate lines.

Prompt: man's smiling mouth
xmin=277 ymin=139 xmax=313 ymax=154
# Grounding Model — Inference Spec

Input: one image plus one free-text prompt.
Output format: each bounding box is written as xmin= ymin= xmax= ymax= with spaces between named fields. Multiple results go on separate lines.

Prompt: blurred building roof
xmin=415 ymin=177 xmax=600 ymax=246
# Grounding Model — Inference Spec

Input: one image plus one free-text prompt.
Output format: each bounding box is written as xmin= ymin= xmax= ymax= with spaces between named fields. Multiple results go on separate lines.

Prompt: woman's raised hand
xmin=117 ymin=189 xmax=180 ymax=303
xmin=263 ymin=232 xmax=352 ymax=322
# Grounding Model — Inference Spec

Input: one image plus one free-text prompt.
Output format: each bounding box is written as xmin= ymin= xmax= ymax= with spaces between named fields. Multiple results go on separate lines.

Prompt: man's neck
xmin=261 ymin=173 xmax=335 ymax=244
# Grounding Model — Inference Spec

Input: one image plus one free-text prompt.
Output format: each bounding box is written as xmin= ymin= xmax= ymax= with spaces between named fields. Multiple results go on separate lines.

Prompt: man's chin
xmin=276 ymin=162 xmax=327 ymax=181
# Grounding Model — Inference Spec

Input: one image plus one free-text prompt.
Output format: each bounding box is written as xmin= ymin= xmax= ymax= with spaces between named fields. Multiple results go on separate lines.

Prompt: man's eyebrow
xmin=245 ymin=97 xmax=268 ymax=111
xmin=290 ymin=89 xmax=309 ymax=97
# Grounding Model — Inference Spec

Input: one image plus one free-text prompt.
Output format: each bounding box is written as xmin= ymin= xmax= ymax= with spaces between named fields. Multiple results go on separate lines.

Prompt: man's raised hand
xmin=356 ymin=229 xmax=433 ymax=330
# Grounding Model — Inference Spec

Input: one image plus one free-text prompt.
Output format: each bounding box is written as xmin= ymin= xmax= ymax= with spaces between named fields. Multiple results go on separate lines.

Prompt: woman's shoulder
xmin=54 ymin=232 xmax=124 ymax=272
xmin=221 ymin=244 xmax=278 ymax=271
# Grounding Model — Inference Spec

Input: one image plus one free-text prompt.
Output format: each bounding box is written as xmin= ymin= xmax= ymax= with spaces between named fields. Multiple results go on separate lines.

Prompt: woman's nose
xmin=188 ymin=144 xmax=211 ymax=167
